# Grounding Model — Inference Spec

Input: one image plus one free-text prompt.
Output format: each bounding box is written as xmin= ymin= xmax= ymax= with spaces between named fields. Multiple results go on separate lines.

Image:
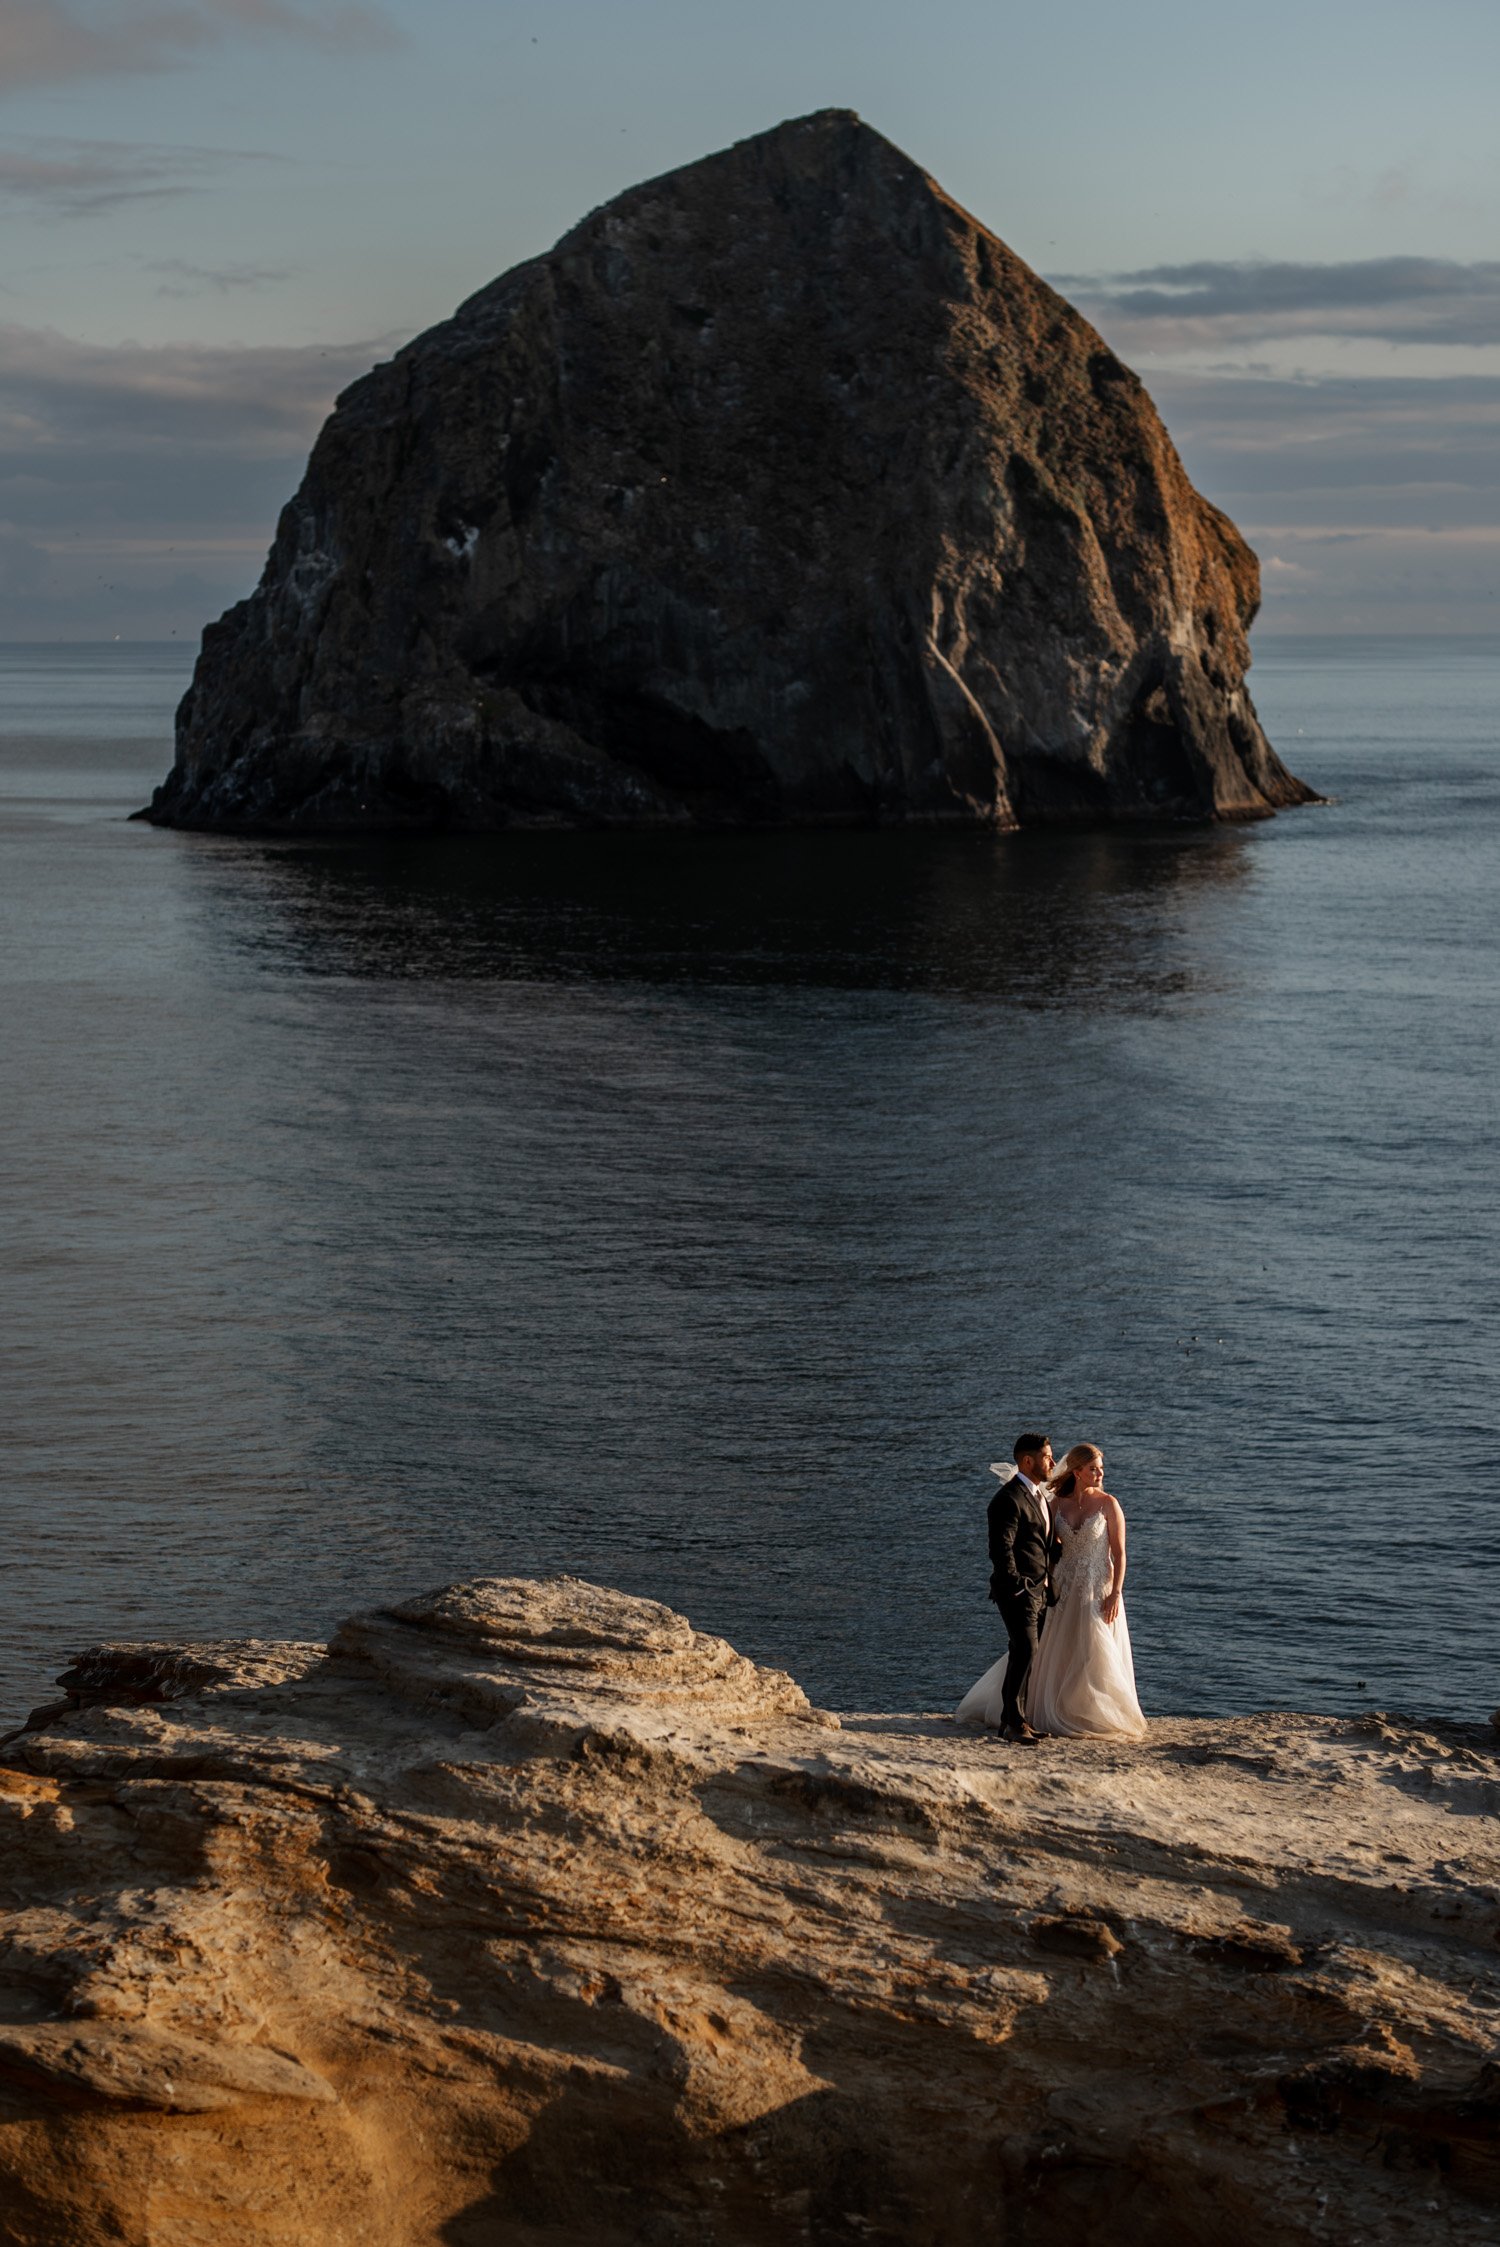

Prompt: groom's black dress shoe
xmin=1000 ymin=1722 xmax=1040 ymax=1745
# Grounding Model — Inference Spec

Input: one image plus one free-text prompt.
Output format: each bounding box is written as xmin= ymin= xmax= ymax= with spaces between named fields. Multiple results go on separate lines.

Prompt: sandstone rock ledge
xmin=1 ymin=1577 xmax=1495 ymax=2246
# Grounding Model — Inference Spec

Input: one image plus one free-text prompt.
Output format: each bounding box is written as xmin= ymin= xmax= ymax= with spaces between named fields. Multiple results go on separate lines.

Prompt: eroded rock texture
xmin=1 ymin=1574 xmax=1496 ymax=2245
xmin=145 ymin=111 xmax=1313 ymax=835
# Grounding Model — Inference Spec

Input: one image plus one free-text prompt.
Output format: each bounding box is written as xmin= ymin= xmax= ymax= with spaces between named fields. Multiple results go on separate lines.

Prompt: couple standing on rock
xmin=957 ymin=1433 xmax=1147 ymax=1743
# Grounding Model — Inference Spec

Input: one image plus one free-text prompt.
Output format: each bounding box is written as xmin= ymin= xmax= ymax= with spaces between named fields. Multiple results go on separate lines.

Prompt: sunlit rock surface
xmin=146 ymin=112 xmax=1313 ymax=836
xmin=2 ymin=1574 xmax=1493 ymax=2245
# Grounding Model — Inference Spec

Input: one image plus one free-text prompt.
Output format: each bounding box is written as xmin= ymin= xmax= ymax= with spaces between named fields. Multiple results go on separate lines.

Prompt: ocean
xmin=1 ymin=636 xmax=1495 ymax=1727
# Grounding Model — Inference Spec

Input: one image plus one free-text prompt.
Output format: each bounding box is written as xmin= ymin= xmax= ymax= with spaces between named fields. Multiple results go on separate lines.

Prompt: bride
xmin=957 ymin=1442 xmax=1147 ymax=1741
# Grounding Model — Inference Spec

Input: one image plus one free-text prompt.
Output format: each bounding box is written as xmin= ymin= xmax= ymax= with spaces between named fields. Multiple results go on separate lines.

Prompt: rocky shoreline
xmin=2 ymin=1575 xmax=1495 ymax=2243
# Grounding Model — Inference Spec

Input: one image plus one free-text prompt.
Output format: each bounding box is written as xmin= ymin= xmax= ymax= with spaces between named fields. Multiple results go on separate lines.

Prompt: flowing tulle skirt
xmin=1027 ymin=1588 xmax=1146 ymax=1740
xmin=956 ymin=1593 xmax=1146 ymax=1741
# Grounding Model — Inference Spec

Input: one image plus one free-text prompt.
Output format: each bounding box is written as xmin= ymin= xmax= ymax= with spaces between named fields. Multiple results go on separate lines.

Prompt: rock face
xmin=145 ymin=111 xmax=1313 ymax=836
xmin=2 ymin=1576 xmax=1496 ymax=2246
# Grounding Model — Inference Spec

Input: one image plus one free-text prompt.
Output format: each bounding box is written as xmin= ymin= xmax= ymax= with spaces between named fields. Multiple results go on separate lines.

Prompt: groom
xmin=987 ymin=1431 xmax=1057 ymax=1744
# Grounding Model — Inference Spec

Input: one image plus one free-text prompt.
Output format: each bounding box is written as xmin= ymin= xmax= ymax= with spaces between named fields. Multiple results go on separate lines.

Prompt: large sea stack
xmin=147 ymin=111 xmax=1313 ymax=833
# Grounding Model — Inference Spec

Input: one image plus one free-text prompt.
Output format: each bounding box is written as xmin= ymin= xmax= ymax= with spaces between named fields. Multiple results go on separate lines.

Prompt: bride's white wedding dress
xmin=956 ymin=1508 xmax=1147 ymax=1740
xmin=1028 ymin=1509 xmax=1147 ymax=1739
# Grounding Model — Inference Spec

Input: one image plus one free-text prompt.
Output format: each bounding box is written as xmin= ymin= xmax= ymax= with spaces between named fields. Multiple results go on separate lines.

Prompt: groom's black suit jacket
xmin=987 ymin=1474 xmax=1058 ymax=1610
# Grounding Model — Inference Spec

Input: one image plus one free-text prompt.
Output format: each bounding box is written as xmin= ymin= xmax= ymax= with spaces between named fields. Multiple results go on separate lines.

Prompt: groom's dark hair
xmin=1013 ymin=1431 xmax=1049 ymax=1462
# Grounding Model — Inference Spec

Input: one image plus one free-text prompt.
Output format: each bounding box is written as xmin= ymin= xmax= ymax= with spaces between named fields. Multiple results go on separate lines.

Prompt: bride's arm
xmin=1100 ymin=1497 xmax=1126 ymax=1624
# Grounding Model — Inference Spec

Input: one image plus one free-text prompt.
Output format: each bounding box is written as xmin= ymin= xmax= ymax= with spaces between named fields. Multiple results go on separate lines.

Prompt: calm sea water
xmin=1 ymin=638 xmax=1496 ymax=1727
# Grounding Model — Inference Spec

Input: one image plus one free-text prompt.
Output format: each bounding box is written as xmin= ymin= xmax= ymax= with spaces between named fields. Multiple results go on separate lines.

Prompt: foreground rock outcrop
xmin=2 ymin=1575 xmax=1495 ymax=2245
xmin=145 ymin=111 xmax=1313 ymax=836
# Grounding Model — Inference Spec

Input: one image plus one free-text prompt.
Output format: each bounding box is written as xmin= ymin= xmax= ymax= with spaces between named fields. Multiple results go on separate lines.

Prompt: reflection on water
xmin=0 ymin=641 xmax=1496 ymax=1729
xmin=196 ymin=823 xmax=1254 ymax=1005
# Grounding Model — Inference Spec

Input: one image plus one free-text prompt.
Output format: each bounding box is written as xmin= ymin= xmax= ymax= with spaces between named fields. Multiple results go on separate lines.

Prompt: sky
xmin=3 ymin=0 xmax=1498 ymax=639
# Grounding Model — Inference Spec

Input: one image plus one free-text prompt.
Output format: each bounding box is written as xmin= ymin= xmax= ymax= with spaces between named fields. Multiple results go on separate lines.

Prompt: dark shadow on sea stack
xmin=143 ymin=110 xmax=1314 ymax=835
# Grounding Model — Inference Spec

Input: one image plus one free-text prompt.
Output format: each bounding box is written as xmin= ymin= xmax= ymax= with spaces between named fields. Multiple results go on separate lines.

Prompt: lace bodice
xmin=1052 ymin=1509 xmax=1111 ymax=1603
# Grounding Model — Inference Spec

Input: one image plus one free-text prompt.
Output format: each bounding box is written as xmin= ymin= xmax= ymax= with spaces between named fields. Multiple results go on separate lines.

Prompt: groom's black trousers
xmin=997 ymin=1592 xmax=1046 ymax=1731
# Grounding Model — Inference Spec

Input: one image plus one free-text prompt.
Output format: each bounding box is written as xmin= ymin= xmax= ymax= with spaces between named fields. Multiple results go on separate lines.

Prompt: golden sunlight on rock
xmin=1 ymin=1576 xmax=1495 ymax=2243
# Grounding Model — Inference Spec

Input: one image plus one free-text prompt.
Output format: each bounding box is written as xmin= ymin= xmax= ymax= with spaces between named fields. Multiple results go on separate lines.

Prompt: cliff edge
xmin=1 ymin=1574 xmax=1494 ymax=2245
xmin=144 ymin=111 xmax=1314 ymax=835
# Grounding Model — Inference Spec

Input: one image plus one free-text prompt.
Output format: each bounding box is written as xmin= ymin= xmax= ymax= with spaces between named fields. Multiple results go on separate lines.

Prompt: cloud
xmin=148 ymin=257 xmax=292 ymax=295
xmin=1145 ymin=367 xmax=1500 ymax=631
xmin=1058 ymin=257 xmax=1500 ymax=352
xmin=1025 ymin=357 xmax=1500 ymax=629
xmin=1245 ymin=524 xmax=1500 ymax=635
xmin=0 ymin=0 xmax=396 ymax=92
xmin=0 ymin=319 xmax=398 ymax=634
xmin=1149 ymin=371 xmax=1500 ymax=524
xmin=0 ymin=516 xmax=51 ymax=595
xmin=0 ymin=320 xmax=393 ymax=466
xmin=0 ymin=137 xmax=263 ymax=216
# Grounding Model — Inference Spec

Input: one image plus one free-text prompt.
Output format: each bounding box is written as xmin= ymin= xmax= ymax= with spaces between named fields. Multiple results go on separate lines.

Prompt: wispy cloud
xmin=0 ymin=0 xmax=397 ymax=92
xmin=148 ymin=256 xmax=292 ymax=295
xmin=1150 ymin=370 xmax=1500 ymax=521
xmin=0 ymin=320 xmax=392 ymax=462
xmin=1146 ymin=367 xmax=1500 ymax=631
xmin=1059 ymin=257 xmax=1500 ymax=352
xmin=0 ymin=320 xmax=397 ymax=634
xmin=0 ymin=137 xmax=264 ymax=217
xmin=0 ymin=516 xmax=50 ymax=596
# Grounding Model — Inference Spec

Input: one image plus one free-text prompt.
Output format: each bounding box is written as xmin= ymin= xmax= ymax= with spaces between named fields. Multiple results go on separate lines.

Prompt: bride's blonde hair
xmin=1047 ymin=1442 xmax=1102 ymax=1501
